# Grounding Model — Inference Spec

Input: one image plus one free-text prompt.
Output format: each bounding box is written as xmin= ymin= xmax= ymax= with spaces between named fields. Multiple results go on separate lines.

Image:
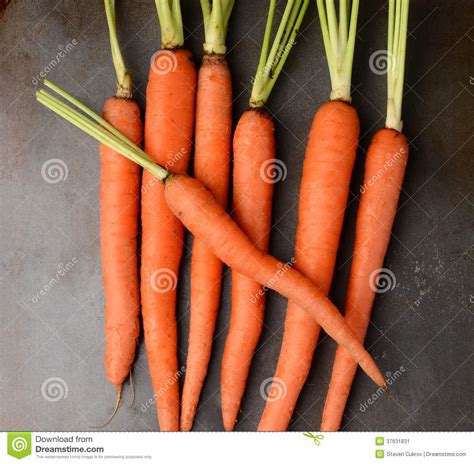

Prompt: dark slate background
xmin=0 ymin=0 xmax=472 ymax=432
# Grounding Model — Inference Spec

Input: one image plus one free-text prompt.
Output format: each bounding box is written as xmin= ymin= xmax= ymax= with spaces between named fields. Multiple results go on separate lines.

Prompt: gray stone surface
xmin=0 ymin=0 xmax=472 ymax=432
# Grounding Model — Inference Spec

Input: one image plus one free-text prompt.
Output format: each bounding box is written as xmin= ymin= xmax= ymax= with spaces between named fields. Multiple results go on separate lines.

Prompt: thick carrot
xmin=321 ymin=0 xmax=410 ymax=431
xmin=100 ymin=0 xmax=142 ymax=404
xmin=259 ymin=101 xmax=359 ymax=431
xmin=141 ymin=2 xmax=196 ymax=431
xmin=180 ymin=0 xmax=234 ymax=432
xmin=36 ymin=81 xmax=387 ymax=402
xmin=221 ymin=0 xmax=310 ymax=431
xmin=221 ymin=109 xmax=275 ymax=431
xmin=259 ymin=0 xmax=361 ymax=431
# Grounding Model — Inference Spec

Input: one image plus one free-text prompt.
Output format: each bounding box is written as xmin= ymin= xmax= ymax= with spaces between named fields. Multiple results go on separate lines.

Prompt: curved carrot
xmin=141 ymin=2 xmax=196 ymax=431
xmin=221 ymin=109 xmax=275 ymax=431
xmin=321 ymin=0 xmax=410 ymax=431
xmin=180 ymin=51 xmax=233 ymax=430
xmin=36 ymin=82 xmax=387 ymax=406
xmin=100 ymin=0 xmax=142 ymax=399
xmin=164 ymin=173 xmax=385 ymax=390
xmin=259 ymin=101 xmax=359 ymax=431
xmin=259 ymin=0 xmax=362 ymax=431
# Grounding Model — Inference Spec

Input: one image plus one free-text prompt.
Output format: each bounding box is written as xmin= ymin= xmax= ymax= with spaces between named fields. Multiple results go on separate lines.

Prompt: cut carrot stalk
xmin=180 ymin=0 xmax=234 ymax=432
xmin=259 ymin=0 xmax=361 ymax=432
xmin=321 ymin=0 xmax=410 ymax=432
xmin=35 ymin=81 xmax=387 ymax=407
xmin=141 ymin=0 xmax=196 ymax=432
xmin=100 ymin=0 xmax=142 ymax=411
xmin=221 ymin=0 xmax=310 ymax=432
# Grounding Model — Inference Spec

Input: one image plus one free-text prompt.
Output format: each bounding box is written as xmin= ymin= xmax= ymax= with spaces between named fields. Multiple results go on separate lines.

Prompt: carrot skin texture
xmin=163 ymin=174 xmax=386 ymax=389
xmin=142 ymin=48 xmax=196 ymax=431
xmin=221 ymin=109 xmax=275 ymax=431
xmin=259 ymin=101 xmax=359 ymax=431
xmin=180 ymin=55 xmax=232 ymax=432
xmin=100 ymin=96 xmax=143 ymax=388
xmin=321 ymin=128 xmax=409 ymax=431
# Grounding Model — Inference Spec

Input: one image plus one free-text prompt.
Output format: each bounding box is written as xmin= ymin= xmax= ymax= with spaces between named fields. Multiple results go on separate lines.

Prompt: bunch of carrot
xmin=35 ymin=0 xmax=412 ymax=432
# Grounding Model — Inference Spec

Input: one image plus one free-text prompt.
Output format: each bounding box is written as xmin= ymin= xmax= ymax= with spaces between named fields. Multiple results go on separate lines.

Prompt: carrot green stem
xmin=36 ymin=82 xmax=169 ymax=181
xmin=385 ymin=0 xmax=409 ymax=131
xmin=155 ymin=0 xmax=184 ymax=49
xmin=250 ymin=0 xmax=310 ymax=108
xmin=104 ymin=0 xmax=131 ymax=97
xmin=201 ymin=0 xmax=235 ymax=54
xmin=316 ymin=0 xmax=359 ymax=102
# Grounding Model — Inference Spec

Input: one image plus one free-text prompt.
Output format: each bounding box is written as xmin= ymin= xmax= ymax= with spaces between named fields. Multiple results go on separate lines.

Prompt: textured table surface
xmin=0 ymin=0 xmax=472 ymax=432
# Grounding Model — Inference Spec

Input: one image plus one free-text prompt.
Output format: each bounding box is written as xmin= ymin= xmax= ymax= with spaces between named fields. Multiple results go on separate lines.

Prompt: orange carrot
xmin=37 ymin=82 xmax=387 ymax=415
xmin=180 ymin=0 xmax=234 ymax=432
xmin=321 ymin=0 xmax=410 ymax=431
xmin=141 ymin=2 xmax=196 ymax=431
xmin=221 ymin=109 xmax=275 ymax=431
xmin=221 ymin=0 xmax=309 ymax=431
xmin=100 ymin=0 xmax=142 ymax=404
xmin=259 ymin=0 xmax=361 ymax=431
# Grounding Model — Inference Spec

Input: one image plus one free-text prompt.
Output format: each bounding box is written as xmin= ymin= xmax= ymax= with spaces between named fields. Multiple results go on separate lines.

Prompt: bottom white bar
xmin=2 ymin=431 xmax=471 ymax=463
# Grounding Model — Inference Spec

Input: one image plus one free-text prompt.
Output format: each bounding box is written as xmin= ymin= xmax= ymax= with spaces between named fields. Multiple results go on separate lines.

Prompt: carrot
xmin=180 ymin=0 xmax=234 ymax=432
xmin=100 ymin=0 xmax=142 ymax=410
xmin=141 ymin=0 xmax=196 ymax=431
xmin=321 ymin=0 xmax=410 ymax=431
xmin=259 ymin=0 xmax=360 ymax=431
xmin=221 ymin=0 xmax=310 ymax=431
xmin=36 ymin=81 xmax=387 ymax=402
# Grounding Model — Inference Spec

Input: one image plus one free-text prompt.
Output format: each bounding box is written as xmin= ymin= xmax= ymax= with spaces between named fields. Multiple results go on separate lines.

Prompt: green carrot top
xmin=155 ymin=0 xmax=184 ymax=49
xmin=250 ymin=0 xmax=310 ymax=108
xmin=104 ymin=0 xmax=132 ymax=97
xmin=201 ymin=0 xmax=235 ymax=55
xmin=385 ymin=0 xmax=409 ymax=132
xmin=316 ymin=0 xmax=360 ymax=102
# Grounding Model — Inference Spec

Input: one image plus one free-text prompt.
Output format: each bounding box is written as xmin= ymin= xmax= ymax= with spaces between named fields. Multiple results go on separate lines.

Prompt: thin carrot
xmin=221 ymin=0 xmax=310 ymax=431
xmin=36 ymin=82 xmax=387 ymax=403
xmin=141 ymin=0 xmax=196 ymax=431
xmin=100 ymin=0 xmax=142 ymax=404
xmin=180 ymin=0 xmax=234 ymax=432
xmin=321 ymin=0 xmax=410 ymax=431
xmin=259 ymin=0 xmax=360 ymax=431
